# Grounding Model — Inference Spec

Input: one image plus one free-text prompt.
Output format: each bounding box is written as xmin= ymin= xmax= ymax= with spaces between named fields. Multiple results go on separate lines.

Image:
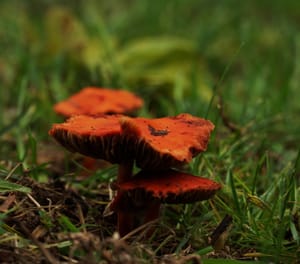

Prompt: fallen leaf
xmin=0 ymin=193 xmax=16 ymax=212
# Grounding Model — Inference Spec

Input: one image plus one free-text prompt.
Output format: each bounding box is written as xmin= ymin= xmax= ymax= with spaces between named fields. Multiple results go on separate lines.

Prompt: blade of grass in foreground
xmin=228 ymin=169 xmax=241 ymax=217
xmin=0 ymin=180 xmax=31 ymax=193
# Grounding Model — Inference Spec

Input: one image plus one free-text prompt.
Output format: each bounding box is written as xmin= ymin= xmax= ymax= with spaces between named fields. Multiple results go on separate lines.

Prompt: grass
xmin=0 ymin=0 xmax=300 ymax=263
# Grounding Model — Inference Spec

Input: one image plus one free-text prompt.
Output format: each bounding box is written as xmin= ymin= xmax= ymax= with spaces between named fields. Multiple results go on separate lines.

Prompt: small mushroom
xmin=112 ymin=169 xmax=221 ymax=207
xmin=49 ymin=113 xmax=216 ymax=236
xmin=110 ymin=169 xmax=221 ymax=236
xmin=54 ymin=87 xmax=144 ymax=117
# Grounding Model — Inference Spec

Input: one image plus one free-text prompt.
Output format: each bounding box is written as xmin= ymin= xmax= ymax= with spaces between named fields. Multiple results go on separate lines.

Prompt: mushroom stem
xmin=143 ymin=200 xmax=161 ymax=237
xmin=116 ymin=160 xmax=134 ymax=236
xmin=116 ymin=200 xmax=161 ymax=238
xmin=144 ymin=200 xmax=161 ymax=223
xmin=117 ymin=160 xmax=134 ymax=183
xmin=116 ymin=161 xmax=161 ymax=237
xmin=117 ymin=210 xmax=135 ymax=237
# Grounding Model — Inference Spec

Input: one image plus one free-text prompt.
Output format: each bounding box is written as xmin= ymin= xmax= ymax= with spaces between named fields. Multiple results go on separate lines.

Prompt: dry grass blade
xmin=120 ymin=219 xmax=159 ymax=241
xmin=5 ymin=163 xmax=22 ymax=180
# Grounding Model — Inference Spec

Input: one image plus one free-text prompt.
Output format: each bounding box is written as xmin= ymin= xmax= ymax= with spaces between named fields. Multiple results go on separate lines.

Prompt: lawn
xmin=0 ymin=0 xmax=299 ymax=263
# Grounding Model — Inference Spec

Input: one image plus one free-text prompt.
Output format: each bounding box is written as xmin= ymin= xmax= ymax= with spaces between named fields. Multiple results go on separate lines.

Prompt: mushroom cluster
xmin=49 ymin=112 xmax=221 ymax=236
xmin=53 ymin=87 xmax=144 ymax=172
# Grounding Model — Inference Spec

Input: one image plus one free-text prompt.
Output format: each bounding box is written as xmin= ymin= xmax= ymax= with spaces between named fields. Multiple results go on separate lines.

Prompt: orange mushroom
xmin=49 ymin=113 xmax=216 ymax=236
xmin=50 ymin=113 xmax=214 ymax=179
xmin=54 ymin=87 xmax=144 ymax=117
xmin=112 ymin=169 xmax=221 ymax=207
xmin=120 ymin=113 xmax=214 ymax=169
xmin=49 ymin=115 xmax=122 ymax=162
xmin=110 ymin=169 xmax=221 ymax=235
xmin=53 ymin=87 xmax=144 ymax=174
xmin=49 ymin=114 xmax=134 ymax=183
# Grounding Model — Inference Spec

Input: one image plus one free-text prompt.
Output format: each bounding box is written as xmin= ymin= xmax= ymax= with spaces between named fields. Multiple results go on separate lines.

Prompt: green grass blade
xmin=0 ymin=180 xmax=31 ymax=193
xmin=58 ymin=215 xmax=79 ymax=232
xmin=228 ymin=169 xmax=241 ymax=217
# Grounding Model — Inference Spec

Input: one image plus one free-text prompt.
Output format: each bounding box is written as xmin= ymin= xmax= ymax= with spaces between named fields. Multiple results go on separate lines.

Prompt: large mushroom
xmin=49 ymin=113 xmax=218 ymax=236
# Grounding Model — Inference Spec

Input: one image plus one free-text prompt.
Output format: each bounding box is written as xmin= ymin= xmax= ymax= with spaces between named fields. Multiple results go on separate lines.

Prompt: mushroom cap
xmin=121 ymin=113 xmax=214 ymax=169
xmin=111 ymin=169 xmax=221 ymax=211
xmin=54 ymin=87 xmax=144 ymax=117
xmin=49 ymin=113 xmax=214 ymax=168
xmin=49 ymin=114 xmax=127 ymax=163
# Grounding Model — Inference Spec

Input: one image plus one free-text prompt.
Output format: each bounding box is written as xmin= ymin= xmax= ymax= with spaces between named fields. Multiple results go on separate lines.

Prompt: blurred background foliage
xmin=0 ymin=0 xmax=299 ymax=159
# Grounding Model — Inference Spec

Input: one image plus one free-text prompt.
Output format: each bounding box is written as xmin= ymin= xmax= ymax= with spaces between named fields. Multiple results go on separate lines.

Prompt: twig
xmin=77 ymin=203 xmax=86 ymax=233
xmin=210 ymin=214 xmax=233 ymax=251
xmin=26 ymin=193 xmax=42 ymax=209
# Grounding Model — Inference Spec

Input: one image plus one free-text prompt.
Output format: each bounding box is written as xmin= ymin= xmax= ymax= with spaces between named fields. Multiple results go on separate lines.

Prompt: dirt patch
xmin=0 ymin=174 xmax=117 ymax=263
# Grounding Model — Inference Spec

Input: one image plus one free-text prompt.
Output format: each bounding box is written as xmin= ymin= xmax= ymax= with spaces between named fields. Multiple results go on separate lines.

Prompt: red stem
xmin=143 ymin=200 xmax=161 ymax=237
xmin=116 ymin=162 xmax=161 ymax=237
xmin=117 ymin=199 xmax=161 ymax=237
xmin=117 ymin=160 xmax=134 ymax=183
xmin=117 ymin=160 xmax=134 ymax=236
xmin=144 ymin=200 xmax=161 ymax=223
xmin=117 ymin=210 xmax=135 ymax=237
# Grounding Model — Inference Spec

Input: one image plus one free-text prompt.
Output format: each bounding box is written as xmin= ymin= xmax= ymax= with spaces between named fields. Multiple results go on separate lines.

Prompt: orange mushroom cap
xmin=54 ymin=87 xmax=144 ymax=117
xmin=49 ymin=114 xmax=127 ymax=163
xmin=111 ymin=169 xmax=221 ymax=211
xmin=120 ymin=113 xmax=214 ymax=169
xmin=49 ymin=113 xmax=214 ymax=169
